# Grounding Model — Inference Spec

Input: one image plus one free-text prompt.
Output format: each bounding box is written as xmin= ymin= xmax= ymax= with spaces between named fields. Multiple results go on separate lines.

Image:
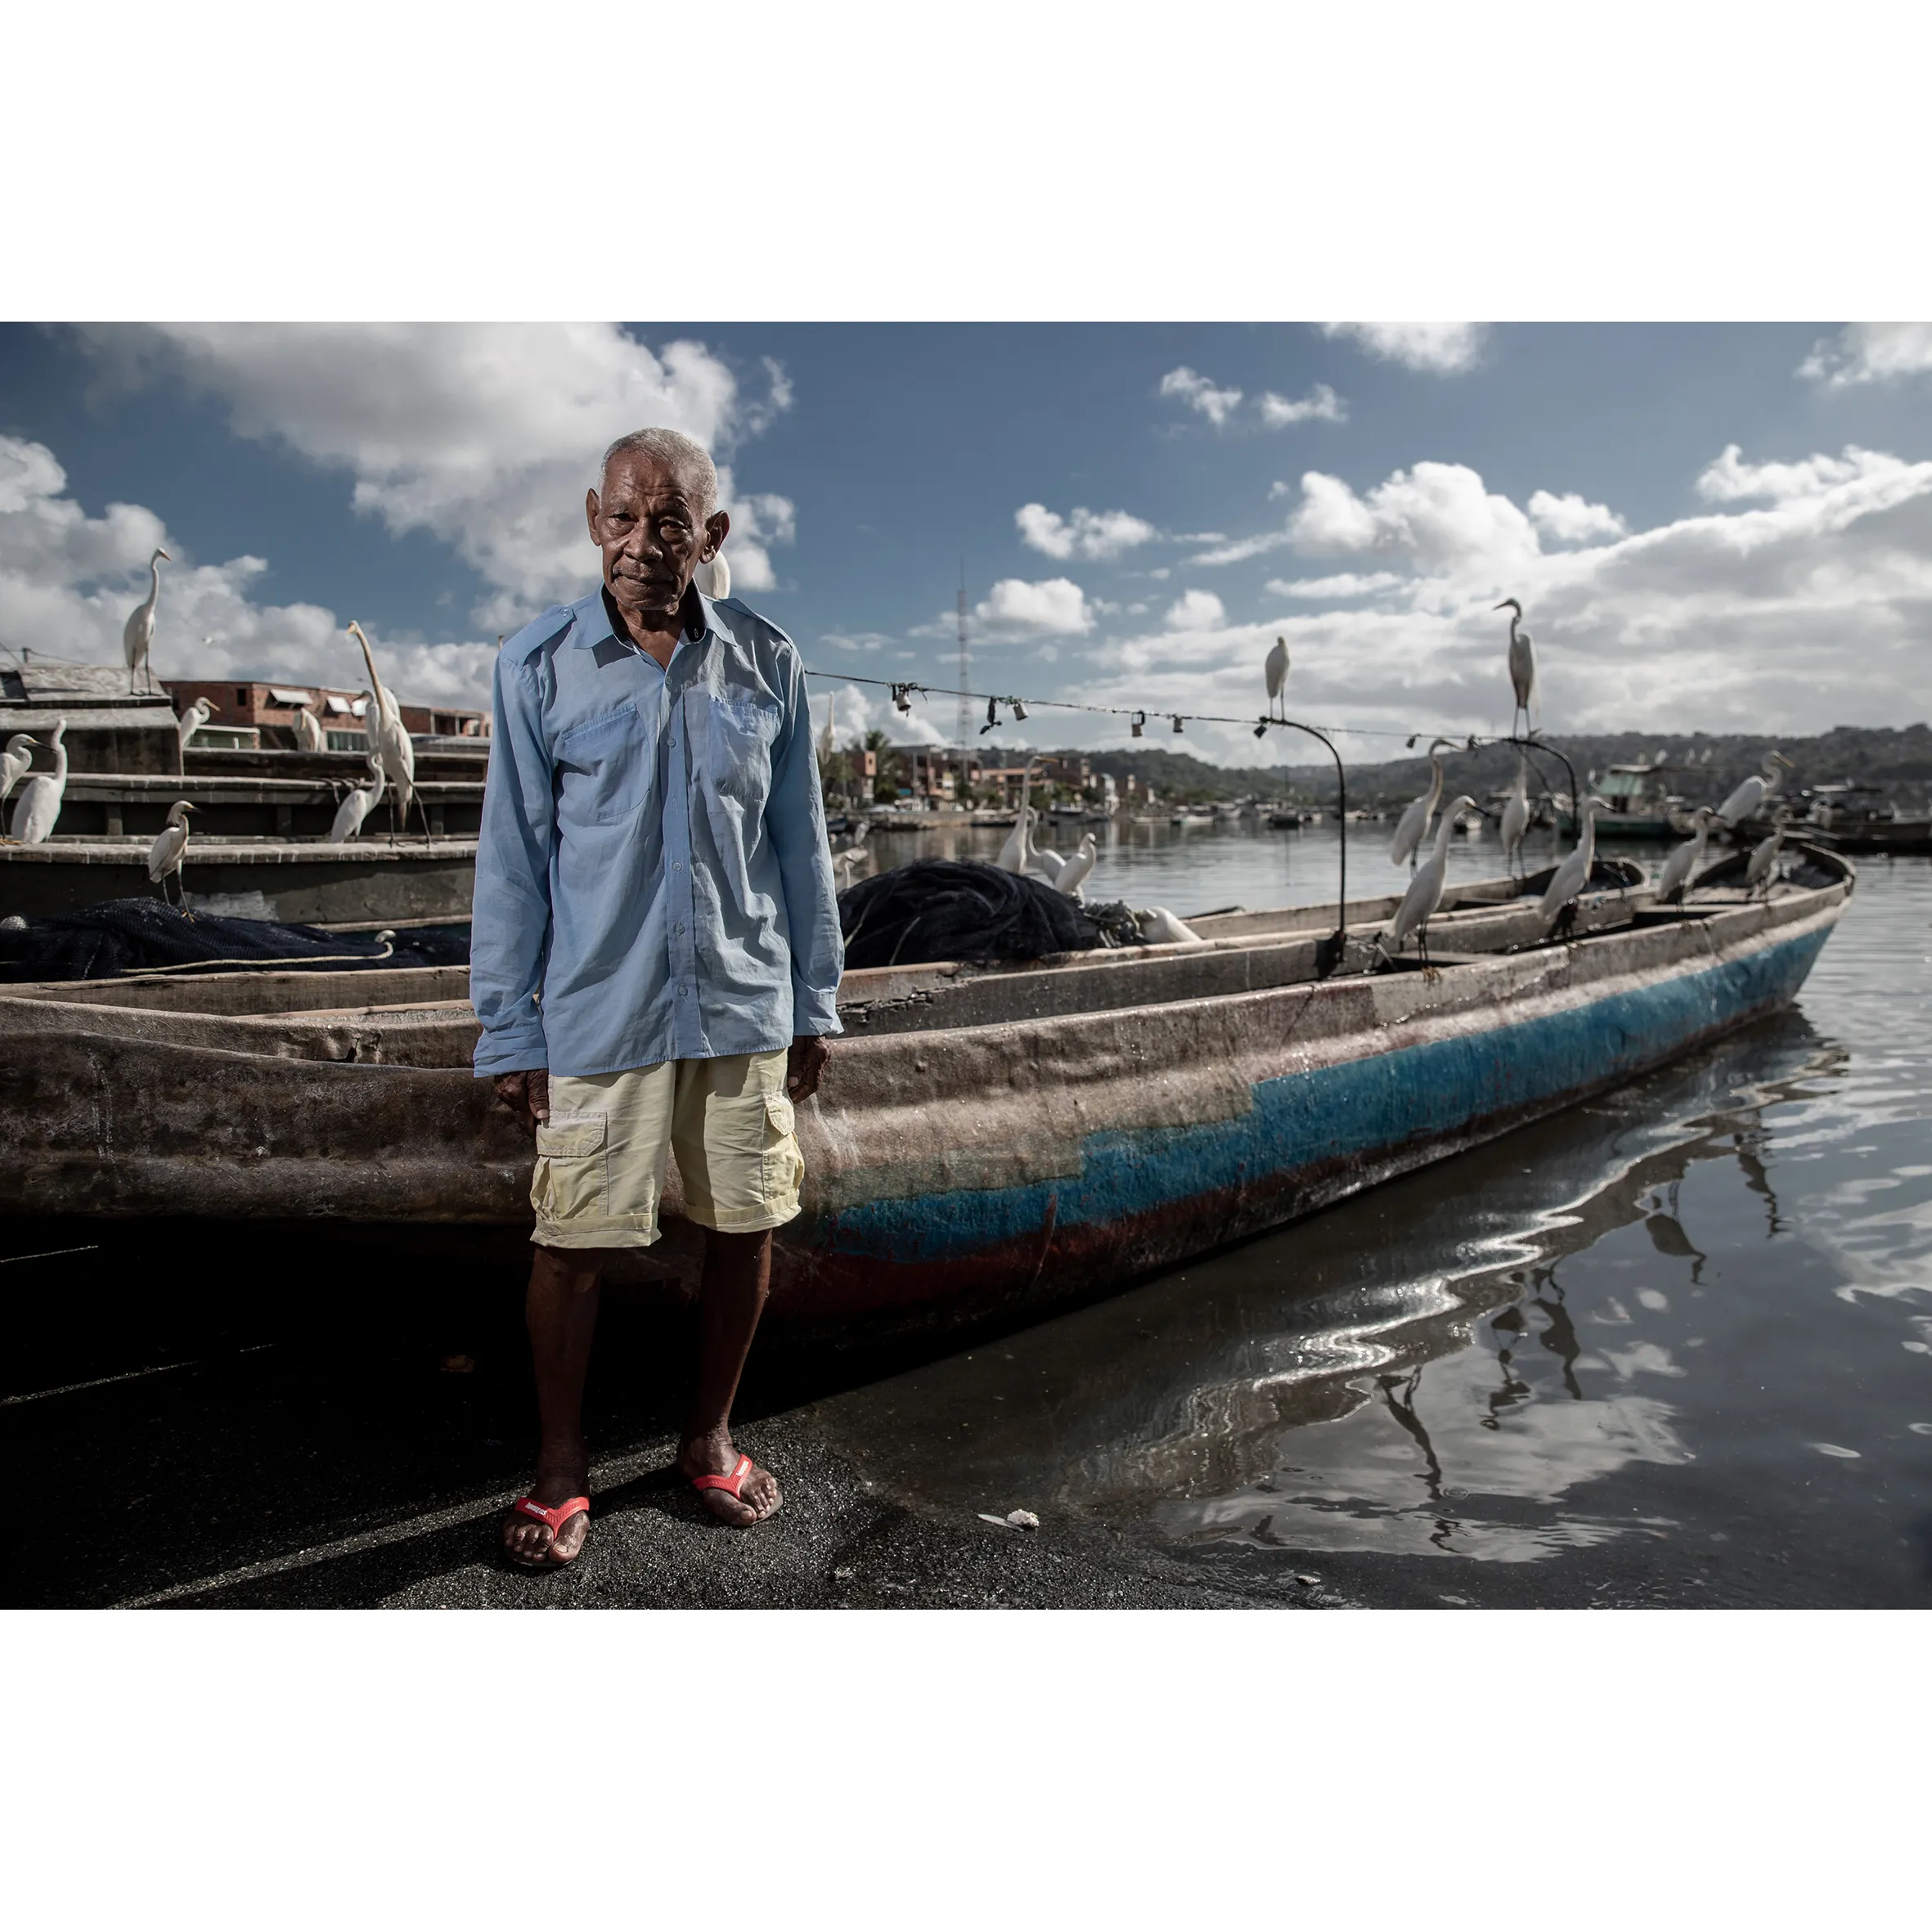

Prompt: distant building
xmin=163 ymin=679 xmax=489 ymax=752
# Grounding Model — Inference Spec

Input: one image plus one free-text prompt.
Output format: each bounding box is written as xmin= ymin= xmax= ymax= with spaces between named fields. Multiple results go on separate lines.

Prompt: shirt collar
xmin=575 ymin=585 xmax=717 ymax=651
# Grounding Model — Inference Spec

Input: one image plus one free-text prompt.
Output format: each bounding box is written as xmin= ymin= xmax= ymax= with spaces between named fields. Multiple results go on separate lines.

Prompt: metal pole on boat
xmin=1272 ymin=719 xmax=1348 ymax=975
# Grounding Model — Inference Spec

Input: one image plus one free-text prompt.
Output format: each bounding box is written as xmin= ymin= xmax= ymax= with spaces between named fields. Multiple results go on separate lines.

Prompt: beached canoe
xmin=0 ymin=848 xmax=1852 ymax=1340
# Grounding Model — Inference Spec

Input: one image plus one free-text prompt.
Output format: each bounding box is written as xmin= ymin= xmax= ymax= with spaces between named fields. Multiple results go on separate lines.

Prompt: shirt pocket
xmin=706 ymin=693 xmax=781 ymax=806
xmin=556 ymin=703 xmax=653 ymax=827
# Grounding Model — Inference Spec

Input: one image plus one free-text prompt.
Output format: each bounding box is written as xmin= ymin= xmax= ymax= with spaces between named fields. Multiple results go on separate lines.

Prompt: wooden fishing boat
xmin=0 ymin=847 xmax=1852 ymax=1341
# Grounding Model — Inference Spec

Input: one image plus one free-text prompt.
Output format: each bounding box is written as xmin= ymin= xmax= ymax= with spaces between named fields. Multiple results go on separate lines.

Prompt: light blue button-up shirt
xmin=470 ymin=586 xmax=844 ymax=1080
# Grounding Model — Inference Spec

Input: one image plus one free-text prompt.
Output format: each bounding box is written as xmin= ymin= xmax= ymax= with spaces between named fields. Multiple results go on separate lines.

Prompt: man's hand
xmin=786 ymin=1035 xmax=829 ymax=1103
xmin=492 ymin=1069 xmax=551 ymax=1138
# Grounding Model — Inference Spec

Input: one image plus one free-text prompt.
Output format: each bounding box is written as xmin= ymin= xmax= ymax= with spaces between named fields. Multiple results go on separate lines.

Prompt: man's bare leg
xmin=501 ymin=1242 xmax=608 ymax=1566
xmin=676 ymin=1227 xmax=782 ymax=1526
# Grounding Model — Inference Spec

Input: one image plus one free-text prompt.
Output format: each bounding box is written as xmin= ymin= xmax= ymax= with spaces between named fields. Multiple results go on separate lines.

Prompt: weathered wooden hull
xmin=0 ymin=860 xmax=1850 ymax=1339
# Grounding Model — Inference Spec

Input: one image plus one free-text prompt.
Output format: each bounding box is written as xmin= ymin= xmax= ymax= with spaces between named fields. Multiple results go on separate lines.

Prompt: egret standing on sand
xmin=1495 ymin=598 xmax=1537 ymax=736
xmin=1746 ymin=806 xmax=1795 ymax=897
xmin=1717 ymin=751 xmax=1793 ymax=829
xmin=348 ymin=620 xmax=419 ymax=838
xmin=1387 ymin=795 xmax=1477 ymax=973
xmin=1656 ymin=806 xmax=1718 ymax=903
xmin=124 ymin=549 xmax=170 ymax=695
xmin=0 ymin=734 xmax=38 ymax=820
xmin=1265 ymin=636 xmax=1290 ymax=721
xmin=176 ymin=695 xmax=218 ymax=755
xmin=11 ymin=717 xmax=69 ymax=844
xmin=1391 ymin=739 xmax=1456 ymax=868
xmin=1538 ymin=797 xmax=1613 ymax=932
xmin=1499 ymin=750 xmax=1532 ymax=873
xmin=329 ymin=752 xmax=388 ymax=843
xmin=147 ymin=801 xmax=195 ymax=906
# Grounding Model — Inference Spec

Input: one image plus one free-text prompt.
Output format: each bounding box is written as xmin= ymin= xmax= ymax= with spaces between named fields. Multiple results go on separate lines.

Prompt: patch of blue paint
xmin=824 ymin=924 xmax=1831 ymax=1263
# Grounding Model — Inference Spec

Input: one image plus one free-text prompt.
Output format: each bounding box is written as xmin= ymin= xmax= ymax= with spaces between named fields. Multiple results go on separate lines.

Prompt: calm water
xmin=810 ymin=820 xmax=1932 ymax=1605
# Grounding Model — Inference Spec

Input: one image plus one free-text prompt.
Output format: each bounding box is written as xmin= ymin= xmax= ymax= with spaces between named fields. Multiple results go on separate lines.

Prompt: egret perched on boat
xmin=1495 ymin=597 xmax=1536 ymax=735
xmin=1026 ymin=819 xmax=1069 ymax=883
xmin=293 ymin=703 xmax=326 ymax=753
xmin=10 ymin=717 xmax=69 ymax=844
xmin=1391 ymin=739 xmax=1456 ymax=868
xmin=124 ymin=548 xmax=170 ymax=694
xmin=146 ymin=801 xmax=195 ymax=906
xmin=1499 ymin=750 xmax=1532 ymax=872
xmin=1136 ymin=906 xmax=1203 ymax=945
xmin=1264 ymin=636 xmax=1290 ymax=721
xmin=329 ymin=752 xmax=388 ymax=842
xmin=1053 ymin=832 xmax=1099 ymax=900
xmin=1717 ymin=751 xmax=1792 ymax=829
xmin=830 ymin=817 xmax=872 ymax=891
xmin=1538 ymin=797 xmax=1614 ymax=932
xmin=1746 ymin=806 xmax=1795 ymax=897
xmin=1656 ymin=806 xmax=1719 ymax=903
xmin=0 ymin=734 xmax=38 ymax=820
xmin=995 ymin=805 xmax=1036 ymax=874
xmin=176 ymin=695 xmax=218 ymax=754
xmin=1386 ymin=795 xmax=1477 ymax=974
xmin=347 ymin=620 xmax=418 ymax=839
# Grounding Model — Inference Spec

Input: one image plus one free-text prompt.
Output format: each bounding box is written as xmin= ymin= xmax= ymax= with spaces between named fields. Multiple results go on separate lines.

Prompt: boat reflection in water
xmin=807 ymin=1015 xmax=1840 ymax=1569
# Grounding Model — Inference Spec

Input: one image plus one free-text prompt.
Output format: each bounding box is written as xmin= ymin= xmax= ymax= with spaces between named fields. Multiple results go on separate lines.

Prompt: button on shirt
xmin=470 ymin=587 xmax=844 ymax=1079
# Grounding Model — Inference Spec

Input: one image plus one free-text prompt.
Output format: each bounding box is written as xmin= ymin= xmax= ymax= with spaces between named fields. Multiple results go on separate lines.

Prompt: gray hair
xmin=600 ymin=428 xmax=719 ymax=518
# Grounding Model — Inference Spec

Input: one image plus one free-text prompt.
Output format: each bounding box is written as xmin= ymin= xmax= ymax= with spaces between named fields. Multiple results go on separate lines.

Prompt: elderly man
xmin=472 ymin=426 xmax=842 ymax=1569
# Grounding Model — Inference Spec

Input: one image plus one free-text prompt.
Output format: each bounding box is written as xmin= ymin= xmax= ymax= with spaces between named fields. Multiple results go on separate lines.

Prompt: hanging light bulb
xmin=1012 ymin=698 xmax=1029 ymax=721
xmin=1130 ymin=711 xmax=1145 ymax=739
xmin=892 ymin=683 xmax=911 ymax=714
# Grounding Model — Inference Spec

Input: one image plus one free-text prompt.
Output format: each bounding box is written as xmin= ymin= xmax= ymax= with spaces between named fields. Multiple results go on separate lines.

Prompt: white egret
xmin=995 ymin=804 xmax=1036 ymax=874
xmin=1264 ymin=636 xmax=1290 ymax=721
xmin=123 ymin=548 xmax=170 ymax=694
xmin=329 ymin=753 xmax=388 ymax=843
xmin=1391 ymin=739 xmax=1456 ymax=868
xmin=146 ymin=801 xmax=195 ymax=906
xmin=1026 ymin=818 xmax=1069 ymax=883
xmin=830 ymin=815 xmax=871 ymax=891
xmin=1495 ymin=598 xmax=1537 ymax=735
xmin=698 ymin=550 xmax=730 ymax=600
xmin=1499 ymin=750 xmax=1532 ymax=872
xmin=1135 ymin=906 xmax=1204 ymax=945
xmin=176 ymin=695 xmax=218 ymax=755
xmin=1746 ymin=807 xmax=1795 ymax=897
xmin=11 ymin=718 xmax=70 ymax=845
xmin=347 ymin=621 xmax=419 ymax=838
xmin=293 ymin=704 xmax=326 ymax=753
xmin=1052 ymin=832 xmax=1099 ymax=900
xmin=1538 ymin=798 xmax=1614 ymax=932
xmin=1717 ymin=751 xmax=1793 ymax=829
xmin=1387 ymin=795 xmax=1477 ymax=972
xmin=1656 ymin=806 xmax=1718 ymax=903
xmin=0 ymin=734 xmax=39 ymax=817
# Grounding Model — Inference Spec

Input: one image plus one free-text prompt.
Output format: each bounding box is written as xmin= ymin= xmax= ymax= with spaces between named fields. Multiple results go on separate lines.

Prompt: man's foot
xmin=501 ymin=1446 xmax=591 ymax=1569
xmin=678 ymin=1429 xmax=782 ymax=1528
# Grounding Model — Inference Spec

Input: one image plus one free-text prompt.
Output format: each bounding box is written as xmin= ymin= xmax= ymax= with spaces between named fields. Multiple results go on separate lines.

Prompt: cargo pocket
xmin=531 ymin=1111 xmax=609 ymax=1222
xmin=761 ymin=1093 xmax=803 ymax=1208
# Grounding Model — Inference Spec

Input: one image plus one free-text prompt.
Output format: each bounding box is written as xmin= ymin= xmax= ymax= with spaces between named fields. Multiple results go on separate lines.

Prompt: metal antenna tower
xmin=956 ymin=562 xmax=970 ymax=751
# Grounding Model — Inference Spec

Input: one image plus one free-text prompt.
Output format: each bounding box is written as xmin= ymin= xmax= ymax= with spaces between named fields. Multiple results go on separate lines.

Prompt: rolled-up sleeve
xmin=766 ymin=651 xmax=845 ymax=1037
xmin=470 ymin=650 xmax=555 ymax=1076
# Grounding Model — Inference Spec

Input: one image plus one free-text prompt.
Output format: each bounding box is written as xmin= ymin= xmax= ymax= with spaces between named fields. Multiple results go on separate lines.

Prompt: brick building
xmin=164 ymin=680 xmax=489 ymax=751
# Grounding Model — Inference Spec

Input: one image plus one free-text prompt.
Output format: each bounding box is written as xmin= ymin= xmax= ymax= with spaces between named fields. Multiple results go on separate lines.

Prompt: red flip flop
xmin=691 ymin=1453 xmax=754 ymax=1502
xmin=503 ymin=1493 xmax=590 ymax=1570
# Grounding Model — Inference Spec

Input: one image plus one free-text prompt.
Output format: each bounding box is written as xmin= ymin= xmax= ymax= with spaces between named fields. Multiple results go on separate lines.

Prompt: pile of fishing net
xmin=838 ymin=860 xmax=1142 ymax=969
xmin=0 ymin=898 xmax=470 ymax=982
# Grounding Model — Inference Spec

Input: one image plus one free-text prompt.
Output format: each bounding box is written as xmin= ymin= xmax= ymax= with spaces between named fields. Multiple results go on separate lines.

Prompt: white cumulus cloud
xmin=1797 ymin=322 xmax=1932 ymax=388
xmin=1164 ymin=589 xmax=1226 ymax=630
xmin=1287 ymin=461 xmax=1540 ymax=577
xmin=973 ymin=576 xmax=1094 ymax=637
xmin=1264 ymin=571 xmax=1408 ymax=599
xmin=1015 ymin=502 xmax=1158 ymax=560
xmin=1528 ymin=490 xmax=1629 ymax=544
xmin=1257 ymin=383 xmax=1346 ymax=426
xmin=1695 ymin=443 xmax=1908 ymax=503
xmin=70 ymin=323 xmax=794 ymax=632
xmin=1159 ymin=366 xmax=1243 ymax=426
xmin=1316 ymin=322 xmax=1489 ymax=374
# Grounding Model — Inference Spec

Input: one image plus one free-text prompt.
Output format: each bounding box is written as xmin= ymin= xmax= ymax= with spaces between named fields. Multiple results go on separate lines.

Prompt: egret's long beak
xmin=158 ymin=549 xmax=172 ymax=562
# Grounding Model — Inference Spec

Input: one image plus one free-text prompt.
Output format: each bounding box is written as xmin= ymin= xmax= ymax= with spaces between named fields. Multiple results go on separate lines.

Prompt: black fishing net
xmin=0 ymin=897 xmax=470 ymax=983
xmin=838 ymin=860 xmax=1140 ymax=968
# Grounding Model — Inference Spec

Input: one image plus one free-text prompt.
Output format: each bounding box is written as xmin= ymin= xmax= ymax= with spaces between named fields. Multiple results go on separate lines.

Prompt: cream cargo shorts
xmin=530 ymin=1049 xmax=802 ymax=1250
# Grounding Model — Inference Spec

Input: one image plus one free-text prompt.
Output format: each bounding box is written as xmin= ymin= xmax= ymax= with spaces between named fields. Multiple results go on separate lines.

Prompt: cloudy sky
xmin=3 ymin=320 xmax=1930 ymax=766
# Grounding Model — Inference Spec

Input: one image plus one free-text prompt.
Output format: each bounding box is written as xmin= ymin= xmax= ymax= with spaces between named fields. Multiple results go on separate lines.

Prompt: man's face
xmin=586 ymin=452 xmax=730 ymax=623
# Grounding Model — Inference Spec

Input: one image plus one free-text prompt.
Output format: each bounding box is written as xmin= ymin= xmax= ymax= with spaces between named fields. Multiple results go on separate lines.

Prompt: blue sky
xmin=4 ymin=321 xmax=1930 ymax=766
